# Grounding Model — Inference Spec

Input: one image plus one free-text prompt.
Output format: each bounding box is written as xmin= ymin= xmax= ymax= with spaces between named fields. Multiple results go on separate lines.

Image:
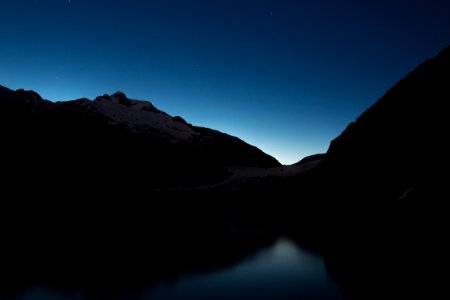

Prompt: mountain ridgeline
xmin=1 ymin=45 xmax=448 ymax=199
xmin=280 ymin=45 xmax=449 ymax=299
xmin=321 ymin=45 xmax=449 ymax=202
xmin=0 ymin=87 xmax=279 ymax=191
xmin=309 ymin=45 xmax=450 ymax=230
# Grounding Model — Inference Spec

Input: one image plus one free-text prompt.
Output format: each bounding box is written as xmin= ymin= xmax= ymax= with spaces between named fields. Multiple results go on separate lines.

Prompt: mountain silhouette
xmin=0 ymin=87 xmax=279 ymax=191
xmin=290 ymin=45 xmax=450 ymax=299
xmin=302 ymin=45 xmax=450 ymax=232
xmin=320 ymin=45 xmax=449 ymax=201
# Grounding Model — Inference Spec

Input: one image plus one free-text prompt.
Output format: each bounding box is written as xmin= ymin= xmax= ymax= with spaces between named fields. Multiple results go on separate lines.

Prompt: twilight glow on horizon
xmin=1 ymin=0 xmax=450 ymax=164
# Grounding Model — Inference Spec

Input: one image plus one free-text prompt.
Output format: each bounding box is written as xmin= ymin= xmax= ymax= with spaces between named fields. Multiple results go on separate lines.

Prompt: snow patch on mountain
xmin=93 ymin=92 xmax=195 ymax=141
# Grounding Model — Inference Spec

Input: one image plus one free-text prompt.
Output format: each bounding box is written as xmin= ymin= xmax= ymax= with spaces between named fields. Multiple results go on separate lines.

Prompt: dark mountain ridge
xmin=322 ymin=45 xmax=449 ymax=198
xmin=0 ymin=86 xmax=279 ymax=191
xmin=286 ymin=45 xmax=450 ymax=299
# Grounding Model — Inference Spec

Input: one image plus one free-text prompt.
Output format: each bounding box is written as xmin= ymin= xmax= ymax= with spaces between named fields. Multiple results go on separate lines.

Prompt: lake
xmin=3 ymin=238 xmax=349 ymax=300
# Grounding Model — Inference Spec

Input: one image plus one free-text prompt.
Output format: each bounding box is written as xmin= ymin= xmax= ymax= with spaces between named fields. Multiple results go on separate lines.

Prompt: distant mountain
xmin=293 ymin=153 xmax=325 ymax=165
xmin=0 ymin=86 xmax=279 ymax=191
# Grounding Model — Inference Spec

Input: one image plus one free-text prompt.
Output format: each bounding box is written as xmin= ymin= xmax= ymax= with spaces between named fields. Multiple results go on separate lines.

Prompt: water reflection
xmin=140 ymin=239 xmax=348 ymax=300
xmin=2 ymin=239 xmax=349 ymax=300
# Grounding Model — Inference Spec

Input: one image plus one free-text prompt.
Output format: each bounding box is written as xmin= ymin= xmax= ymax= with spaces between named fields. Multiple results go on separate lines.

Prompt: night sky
xmin=1 ymin=1 xmax=450 ymax=164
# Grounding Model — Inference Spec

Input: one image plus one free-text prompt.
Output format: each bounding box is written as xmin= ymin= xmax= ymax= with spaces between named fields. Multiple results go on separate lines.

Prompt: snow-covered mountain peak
xmin=93 ymin=93 xmax=195 ymax=141
xmin=95 ymin=92 xmax=158 ymax=112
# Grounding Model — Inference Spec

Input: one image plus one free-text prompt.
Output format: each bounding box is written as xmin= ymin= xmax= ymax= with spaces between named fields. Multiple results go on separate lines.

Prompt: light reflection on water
xmin=141 ymin=238 xmax=348 ymax=300
xmin=6 ymin=239 xmax=349 ymax=300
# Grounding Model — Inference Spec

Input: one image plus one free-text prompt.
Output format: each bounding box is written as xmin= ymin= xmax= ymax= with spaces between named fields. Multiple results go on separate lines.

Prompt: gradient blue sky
xmin=1 ymin=0 xmax=450 ymax=164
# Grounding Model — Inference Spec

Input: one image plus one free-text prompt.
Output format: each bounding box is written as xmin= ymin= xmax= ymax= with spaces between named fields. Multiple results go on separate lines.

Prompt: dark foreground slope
xmin=321 ymin=45 xmax=449 ymax=203
xmin=314 ymin=45 xmax=449 ymax=232
xmin=291 ymin=46 xmax=450 ymax=299
xmin=0 ymin=87 xmax=279 ymax=192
